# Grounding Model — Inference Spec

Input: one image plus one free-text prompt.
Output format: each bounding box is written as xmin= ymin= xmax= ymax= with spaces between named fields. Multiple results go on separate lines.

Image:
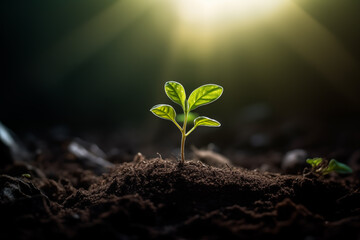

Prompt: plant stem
xmin=180 ymin=111 xmax=188 ymax=164
xmin=185 ymin=126 xmax=196 ymax=137
xmin=180 ymin=133 xmax=186 ymax=164
xmin=173 ymin=120 xmax=183 ymax=132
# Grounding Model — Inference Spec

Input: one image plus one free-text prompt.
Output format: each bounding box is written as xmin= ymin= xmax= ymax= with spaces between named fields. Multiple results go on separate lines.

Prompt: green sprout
xmin=306 ymin=158 xmax=352 ymax=175
xmin=22 ymin=173 xmax=31 ymax=179
xmin=150 ymin=81 xmax=223 ymax=164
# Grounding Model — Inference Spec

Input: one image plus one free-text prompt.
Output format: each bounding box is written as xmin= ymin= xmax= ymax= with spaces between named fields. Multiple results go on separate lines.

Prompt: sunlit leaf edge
xmin=164 ymin=81 xmax=186 ymax=110
xmin=188 ymin=84 xmax=223 ymax=112
xmin=150 ymin=104 xmax=176 ymax=121
xmin=194 ymin=116 xmax=221 ymax=127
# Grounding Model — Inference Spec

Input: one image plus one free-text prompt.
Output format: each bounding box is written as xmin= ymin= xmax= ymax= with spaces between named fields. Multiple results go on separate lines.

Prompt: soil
xmin=1 ymin=152 xmax=360 ymax=240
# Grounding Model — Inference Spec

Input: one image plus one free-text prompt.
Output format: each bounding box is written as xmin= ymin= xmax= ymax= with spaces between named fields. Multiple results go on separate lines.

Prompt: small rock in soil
xmin=68 ymin=138 xmax=113 ymax=174
xmin=0 ymin=122 xmax=31 ymax=166
xmin=282 ymin=149 xmax=307 ymax=174
xmin=192 ymin=146 xmax=232 ymax=168
xmin=0 ymin=175 xmax=49 ymax=212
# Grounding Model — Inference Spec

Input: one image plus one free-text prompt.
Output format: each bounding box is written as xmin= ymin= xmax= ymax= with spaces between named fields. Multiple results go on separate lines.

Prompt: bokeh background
xmin=2 ymin=0 xmax=360 ymax=157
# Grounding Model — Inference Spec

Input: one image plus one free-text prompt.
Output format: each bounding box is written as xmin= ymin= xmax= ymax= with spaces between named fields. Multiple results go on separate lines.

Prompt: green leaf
xmin=176 ymin=112 xmax=199 ymax=124
xmin=188 ymin=84 xmax=223 ymax=112
xmin=150 ymin=104 xmax=176 ymax=122
xmin=325 ymin=159 xmax=352 ymax=174
xmin=194 ymin=116 xmax=221 ymax=128
xmin=185 ymin=116 xmax=221 ymax=136
xmin=164 ymin=81 xmax=187 ymax=110
xmin=306 ymin=158 xmax=323 ymax=168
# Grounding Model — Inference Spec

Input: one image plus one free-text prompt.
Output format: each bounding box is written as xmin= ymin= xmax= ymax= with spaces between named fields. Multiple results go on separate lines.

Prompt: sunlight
xmin=173 ymin=0 xmax=286 ymax=27
xmin=269 ymin=1 xmax=360 ymax=103
xmin=162 ymin=0 xmax=287 ymax=69
xmin=38 ymin=0 xmax=157 ymax=85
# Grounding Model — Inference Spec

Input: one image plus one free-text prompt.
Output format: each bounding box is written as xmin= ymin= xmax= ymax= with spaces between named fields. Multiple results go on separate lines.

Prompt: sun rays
xmin=37 ymin=0 xmax=360 ymax=107
xmin=37 ymin=0 xmax=159 ymax=85
xmin=268 ymin=1 xmax=360 ymax=103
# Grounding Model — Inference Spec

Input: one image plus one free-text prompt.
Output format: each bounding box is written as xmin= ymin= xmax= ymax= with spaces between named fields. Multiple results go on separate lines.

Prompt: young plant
xmin=306 ymin=158 xmax=352 ymax=175
xmin=150 ymin=81 xmax=223 ymax=164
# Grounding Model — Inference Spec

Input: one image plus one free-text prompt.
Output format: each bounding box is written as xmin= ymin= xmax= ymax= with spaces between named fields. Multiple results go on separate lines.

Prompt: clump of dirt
xmin=1 ymin=157 xmax=359 ymax=239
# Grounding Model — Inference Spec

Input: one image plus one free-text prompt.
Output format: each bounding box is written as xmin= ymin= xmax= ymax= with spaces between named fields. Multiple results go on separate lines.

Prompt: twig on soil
xmin=226 ymin=163 xmax=232 ymax=171
xmin=133 ymin=153 xmax=145 ymax=164
xmin=156 ymin=152 xmax=163 ymax=160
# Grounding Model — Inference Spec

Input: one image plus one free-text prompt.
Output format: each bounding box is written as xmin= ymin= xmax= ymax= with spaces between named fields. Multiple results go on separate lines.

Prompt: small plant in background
xmin=306 ymin=158 xmax=352 ymax=175
xmin=150 ymin=81 xmax=223 ymax=164
xmin=22 ymin=173 xmax=31 ymax=179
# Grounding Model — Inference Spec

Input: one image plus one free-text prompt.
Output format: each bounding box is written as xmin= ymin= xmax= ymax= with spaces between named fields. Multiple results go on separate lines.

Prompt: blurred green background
xmin=2 ymin=0 xmax=360 ymax=131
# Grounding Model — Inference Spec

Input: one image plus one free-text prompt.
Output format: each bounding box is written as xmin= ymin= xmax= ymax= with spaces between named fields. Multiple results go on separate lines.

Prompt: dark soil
xmin=1 ymin=155 xmax=360 ymax=240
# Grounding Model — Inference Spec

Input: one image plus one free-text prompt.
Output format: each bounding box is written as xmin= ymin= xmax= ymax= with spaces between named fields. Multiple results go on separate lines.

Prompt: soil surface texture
xmin=1 ymin=155 xmax=359 ymax=240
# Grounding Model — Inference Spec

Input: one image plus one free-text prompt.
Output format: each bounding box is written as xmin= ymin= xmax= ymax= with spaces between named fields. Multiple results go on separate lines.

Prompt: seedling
xmin=22 ymin=173 xmax=31 ymax=179
xmin=306 ymin=158 xmax=352 ymax=175
xmin=150 ymin=81 xmax=223 ymax=164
